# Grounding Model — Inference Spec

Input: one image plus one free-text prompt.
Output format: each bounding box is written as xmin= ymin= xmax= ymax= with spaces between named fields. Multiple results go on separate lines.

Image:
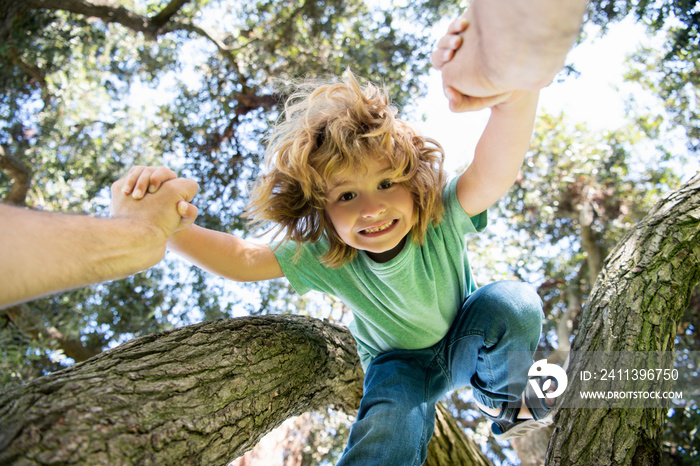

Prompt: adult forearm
xmin=1 ymin=205 xmax=166 ymax=309
xmin=470 ymin=0 xmax=587 ymax=91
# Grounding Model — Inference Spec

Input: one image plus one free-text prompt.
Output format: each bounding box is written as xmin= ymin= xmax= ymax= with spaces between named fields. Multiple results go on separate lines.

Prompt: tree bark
xmin=0 ymin=315 xmax=363 ymax=465
xmin=0 ymin=314 xmax=490 ymax=465
xmin=0 ymin=145 xmax=31 ymax=205
xmin=425 ymin=403 xmax=493 ymax=466
xmin=546 ymin=174 xmax=700 ymax=465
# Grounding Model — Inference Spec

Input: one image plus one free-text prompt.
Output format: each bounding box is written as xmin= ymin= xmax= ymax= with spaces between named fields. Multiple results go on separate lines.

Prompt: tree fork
xmin=546 ymin=174 xmax=700 ymax=465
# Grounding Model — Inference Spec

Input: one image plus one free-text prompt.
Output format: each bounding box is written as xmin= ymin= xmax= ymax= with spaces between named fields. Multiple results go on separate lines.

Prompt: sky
xmin=411 ymin=16 xmax=668 ymax=175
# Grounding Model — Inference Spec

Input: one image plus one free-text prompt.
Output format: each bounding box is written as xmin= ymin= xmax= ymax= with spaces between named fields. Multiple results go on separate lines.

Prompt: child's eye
xmin=338 ymin=192 xmax=356 ymax=202
xmin=378 ymin=180 xmax=394 ymax=190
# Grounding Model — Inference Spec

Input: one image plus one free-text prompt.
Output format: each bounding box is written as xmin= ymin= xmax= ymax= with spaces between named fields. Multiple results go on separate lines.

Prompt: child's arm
xmin=122 ymin=166 xmax=284 ymax=282
xmin=167 ymin=225 xmax=284 ymax=282
xmin=433 ymin=24 xmax=539 ymax=215
xmin=456 ymin=90 xmax=539 ymax=217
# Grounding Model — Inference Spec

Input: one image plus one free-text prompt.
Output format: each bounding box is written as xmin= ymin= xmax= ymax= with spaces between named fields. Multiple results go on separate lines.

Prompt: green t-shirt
xmin=274 ymin=177 xmax=487 ymax=370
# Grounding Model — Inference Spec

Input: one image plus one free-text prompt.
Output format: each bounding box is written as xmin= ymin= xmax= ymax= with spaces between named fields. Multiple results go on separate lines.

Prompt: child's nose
xmin=360 ymin=197 xmax=386 ymax=218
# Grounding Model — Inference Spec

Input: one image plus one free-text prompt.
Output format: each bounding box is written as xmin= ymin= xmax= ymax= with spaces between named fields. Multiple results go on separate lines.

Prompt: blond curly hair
xmin=246 ymin=70 xmax=446 ymax=267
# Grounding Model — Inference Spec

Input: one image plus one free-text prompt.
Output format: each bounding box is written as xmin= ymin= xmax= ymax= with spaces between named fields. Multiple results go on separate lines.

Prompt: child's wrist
xmin=166 ymin=224 xmax=192 ymax=250
xmin=492 ymin=90 xmax=539 ymax=113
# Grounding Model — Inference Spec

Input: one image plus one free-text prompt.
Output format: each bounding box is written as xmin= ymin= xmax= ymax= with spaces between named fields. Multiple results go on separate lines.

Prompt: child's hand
xmin=111 ymin=174 xmax=199 ymax=240
xmin=121 ymin=166 xmax=177 ymax=200
xmin=430 ymin=16 xmax=467 ymax=70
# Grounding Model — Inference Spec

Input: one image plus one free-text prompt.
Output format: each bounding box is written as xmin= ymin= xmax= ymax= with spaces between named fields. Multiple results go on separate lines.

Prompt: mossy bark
xmin=1 ymin=313 xmax=490 ymax=465
xmin=546 ymin=174 xmax=700 ymax=465
xmin=0 ymin=315 xmax=362 ymax=465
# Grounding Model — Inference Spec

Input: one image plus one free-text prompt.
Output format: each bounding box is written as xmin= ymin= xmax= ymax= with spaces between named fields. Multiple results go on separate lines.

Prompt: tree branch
xmin=150 ymin=0 xmax=190 ymax=29
xmin=0 ymin=315 xmax=365 ymax=464
xmin=0 ymin=145 xmax=31 ymax=205
xmin=0 ymin=314 xmax=491 ymax=464
xmin=25 ymin=0 xmax=152 ymax=35
xmin=165 ymin=20 xmax=237 ymax=65
xmin=18 ymin=0 xmax=239 ymax=64
xmin=2 ymin=305 xmax=101 ymax=363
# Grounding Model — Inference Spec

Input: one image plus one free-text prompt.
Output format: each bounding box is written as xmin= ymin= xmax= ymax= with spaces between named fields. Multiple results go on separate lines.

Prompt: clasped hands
xmin=110 ymin=166 xmax=198 ymax=242
xmin=431 ymin=15 xmax=531 ymax=112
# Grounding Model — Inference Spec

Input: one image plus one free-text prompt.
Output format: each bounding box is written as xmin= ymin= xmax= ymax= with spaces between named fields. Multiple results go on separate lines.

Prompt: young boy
xmin=119 ymin=37 xmax=554 ymax=466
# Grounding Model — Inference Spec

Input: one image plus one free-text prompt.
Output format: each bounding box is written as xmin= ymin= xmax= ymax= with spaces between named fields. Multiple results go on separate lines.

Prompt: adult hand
xmin=431 ymin=15 xmax=512 ymax=113
xmin=433 ymin=0 xmax=586 ymax=113
xmin=110 ymin=176 xmax=199 ymax=242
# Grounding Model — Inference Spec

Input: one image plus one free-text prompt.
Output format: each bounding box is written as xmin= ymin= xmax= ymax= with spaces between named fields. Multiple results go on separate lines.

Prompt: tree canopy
xmin=1 ymin=0 xmax=434 ymax=383
xmin=1 ymin=0 xmax=698 ymax=464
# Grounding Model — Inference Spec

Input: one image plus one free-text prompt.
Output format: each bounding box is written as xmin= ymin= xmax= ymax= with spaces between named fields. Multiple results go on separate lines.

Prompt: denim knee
xmin=478 ymin=280 xmax=543 ymax=348
xmin=446 ymin=281 xmax=544 ymax=406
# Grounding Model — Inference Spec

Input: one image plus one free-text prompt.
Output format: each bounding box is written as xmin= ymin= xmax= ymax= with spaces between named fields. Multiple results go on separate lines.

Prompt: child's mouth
xmin=360 ymin=219 xmax=398 ymax=235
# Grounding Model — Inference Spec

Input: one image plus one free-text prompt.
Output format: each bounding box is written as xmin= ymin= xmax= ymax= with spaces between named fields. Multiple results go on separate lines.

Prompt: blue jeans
xmin=337 ymin=280 xmax=544 ymax=466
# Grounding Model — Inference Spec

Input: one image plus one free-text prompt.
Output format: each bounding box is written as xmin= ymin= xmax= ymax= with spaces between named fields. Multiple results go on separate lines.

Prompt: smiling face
xmin=324 ymin=158 xmax=415 ymax=262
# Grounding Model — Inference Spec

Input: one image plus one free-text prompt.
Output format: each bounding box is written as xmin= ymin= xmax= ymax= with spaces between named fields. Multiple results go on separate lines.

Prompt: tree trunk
xmin=0 ymin=314 xmax=490 ymax=465
xmin=425 ymin=403 xmax=492 ymax=466
xmin=546 ymin=174 xmax=700 ymax=465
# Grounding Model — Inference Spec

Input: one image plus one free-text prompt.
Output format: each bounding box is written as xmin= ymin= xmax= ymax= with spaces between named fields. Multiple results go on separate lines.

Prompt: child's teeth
xmin=365 ymin=220 xmax=394 ymax=233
